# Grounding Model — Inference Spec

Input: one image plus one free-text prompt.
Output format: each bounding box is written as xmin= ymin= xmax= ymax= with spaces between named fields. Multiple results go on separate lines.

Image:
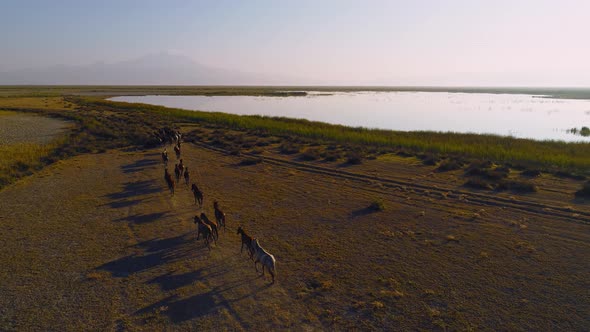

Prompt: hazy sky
xmin=1 ymin=0 xmax=589 ymax=86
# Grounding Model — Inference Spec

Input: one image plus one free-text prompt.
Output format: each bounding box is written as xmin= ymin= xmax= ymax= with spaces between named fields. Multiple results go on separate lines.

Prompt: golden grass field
xmin=0 ymin=93 xmax=589 ymax=331
xmin=0 ymin=111 xmax=70 ymax=187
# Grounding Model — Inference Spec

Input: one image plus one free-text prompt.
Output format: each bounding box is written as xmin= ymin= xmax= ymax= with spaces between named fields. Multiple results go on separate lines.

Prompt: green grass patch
xmin=83 ymin=98 xmax=590 ymax=174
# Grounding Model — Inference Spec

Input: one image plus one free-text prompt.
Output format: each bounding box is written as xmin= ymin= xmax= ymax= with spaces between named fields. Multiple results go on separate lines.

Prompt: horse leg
xmin=249 ymin=247 xmax=255 ymax=260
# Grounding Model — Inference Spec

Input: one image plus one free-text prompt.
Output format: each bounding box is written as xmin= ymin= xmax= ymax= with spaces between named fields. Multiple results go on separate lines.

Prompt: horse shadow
xmin=115 ymin=212 xmax=168 ymax=224
xmin=97 ymin=233 xmax=195 ymax=278
xmin=137 ymin=274 xmax=270 ymax=324
xmin=134 ymin=234 xmax=193 ymax=253
xmin=106 ymin=199 xmax=142 ymax=209
xmin=103 ymin=180 xmax=162 ymax=208
xmin=121 ymin=159 xmax=160 ymax=174
xmin=147 ymin=270 xmax=206 ymax=292
xmin=136 ymin=294 xmax=216 ymax=323
xmin=351 ymin=206 xmax=380 ymax=218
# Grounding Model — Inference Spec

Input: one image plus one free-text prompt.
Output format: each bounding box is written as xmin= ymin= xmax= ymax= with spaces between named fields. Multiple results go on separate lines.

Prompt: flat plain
xmin=0 ymin=87 xmax=588 ymax=331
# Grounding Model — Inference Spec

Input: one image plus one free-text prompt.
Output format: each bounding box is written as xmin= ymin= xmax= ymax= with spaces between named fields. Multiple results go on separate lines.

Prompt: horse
xmin=194 ymin=215 xmax=214 ymax=250
xmin=252 ymin=239 xmax=276 ymax=283
xmin=200 ymin=213 xmax=219 ymax=240
xmin=236 ymin=226 xmax=254 ymax=259
xmin=178 ymin=159 xmax=185 ymax=176
xmin=174 ymin=163 xmax=181 ymax=182
xmin=191 ymin=183 xmax=203 ymax=207
xmin=161 ymin=149 xmax=168 ymax=165
xmin=184 ymin=167 xmax=190 ymax=186
xmin=174 ymin=144 xmax=181 ymax=159
xmin=213 ymin=201 xmax=226 ymax=232
xmin=165 ymin=172 xmax=175 ymax=195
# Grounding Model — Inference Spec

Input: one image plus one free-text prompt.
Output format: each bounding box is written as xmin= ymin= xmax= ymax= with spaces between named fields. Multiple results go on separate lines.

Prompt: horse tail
xmin=270 ymin=256 xmax=276 ymax=279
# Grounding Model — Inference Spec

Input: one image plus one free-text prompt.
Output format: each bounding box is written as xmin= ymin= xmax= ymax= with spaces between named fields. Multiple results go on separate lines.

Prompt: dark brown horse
xmin=237 ymin=226 xmax=254 ymax=259
xmin=213 ymin=201 xmax=226 ymax=232
xmin=194 ymin=215 xmax=214 ymax=250
xmin=191 ymin=183 xmax=203 ymax=207
xmin=165 ymin=172 xmax=175 ymax=195
xmin=178 ymin=159 xmax=184 ymax=177
xmin=200 ymin=213 xmax=219 ymax=240
xmin=174 ymin=144 xmax=181 ymax=159
xmin=184 ymin=167 xmax=190 ymax=185
xmin=174 ymin=163 xmax=181 ymax=182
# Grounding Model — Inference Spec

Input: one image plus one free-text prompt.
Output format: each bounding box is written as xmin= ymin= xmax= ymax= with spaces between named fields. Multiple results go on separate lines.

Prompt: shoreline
xmin=3 ymin=85 xmax=590 ymax=100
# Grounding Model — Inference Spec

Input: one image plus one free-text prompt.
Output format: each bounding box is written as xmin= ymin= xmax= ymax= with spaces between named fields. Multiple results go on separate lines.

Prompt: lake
xmin=109 ymin=91 xmax=590 ymax=142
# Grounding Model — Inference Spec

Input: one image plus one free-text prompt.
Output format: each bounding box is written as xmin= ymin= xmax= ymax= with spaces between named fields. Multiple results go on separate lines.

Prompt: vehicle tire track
xmin=190 ymin=140 xmax=590 ymax=223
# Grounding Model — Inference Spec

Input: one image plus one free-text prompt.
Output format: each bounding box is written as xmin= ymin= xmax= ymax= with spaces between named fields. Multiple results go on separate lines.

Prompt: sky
xmin=1 ymin=0 xmax=589 ymax=86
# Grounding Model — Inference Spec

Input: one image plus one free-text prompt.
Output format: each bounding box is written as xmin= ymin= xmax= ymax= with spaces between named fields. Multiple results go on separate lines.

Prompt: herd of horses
xmin=159 ymin=132 xmax=277 ymax=283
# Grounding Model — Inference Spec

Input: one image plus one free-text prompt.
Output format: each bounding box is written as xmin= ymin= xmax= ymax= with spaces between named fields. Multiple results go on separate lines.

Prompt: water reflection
xmin=110 ymin=92 xmax=590 ymax=142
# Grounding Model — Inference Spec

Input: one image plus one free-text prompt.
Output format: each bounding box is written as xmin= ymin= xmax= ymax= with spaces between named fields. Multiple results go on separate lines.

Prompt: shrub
xmin=239 ymin=157 xmax=263 ymax=166
xmin=421 ymin=154 xmax=439 ymax=166
xmin=255 ymin=139 xmax=270 ymax=147
xmin=465 ymin=163 xmax=509 ymax=180
xmin=466 ymin=160 xmax=493 ymax=173
xmin=396 ymin=150 xmax=414 ymax=158
xmin=301 ymin=147 xmax=322 ymax=161
xmin=521 ymin=169 xmax=542 ymax=177
xmin=465 ymin=179 xmax=495 ymax=190
xmin=346 ymin=152 xmax=363 ymax=165
xmin=369 ymin=200 xmax=385 ymax=211
xmin=497 ymin=179 xmax=537 ymax=193
xmin=323 ymin=150 xmax=342 ymax=162
xmin=555 ymin=171 xmax=586 ymax=181
xmin=465 ymin=178 xmax=537 ymax=193
xmin=279 ymin=142 xmax=301 ymax=154
xmin=575 ymin=181 xmax=590 ymax=198
xmin=436 ymin=158 xmax=463 ymax=172
xmin=229 ymin=147 xmax=241 ymax=156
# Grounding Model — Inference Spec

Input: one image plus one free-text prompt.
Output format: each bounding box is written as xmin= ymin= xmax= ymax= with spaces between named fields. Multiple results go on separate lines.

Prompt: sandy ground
xmin=0 ymin=112 xmax=70 ymax=145
xmin=0 ymin=142 xmax=588 ymax=331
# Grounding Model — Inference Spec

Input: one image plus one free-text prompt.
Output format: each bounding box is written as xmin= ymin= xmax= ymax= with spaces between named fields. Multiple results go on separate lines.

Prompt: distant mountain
xmin=0 ymin=53 xmax=292 ymax=85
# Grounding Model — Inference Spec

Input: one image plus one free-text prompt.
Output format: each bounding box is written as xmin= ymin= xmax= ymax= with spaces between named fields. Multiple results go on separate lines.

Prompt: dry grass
xmin=0 ymin=141 xmax=62 ymax=187
xmin=0 ymin=97 xmax=68 ymax=110
xmin=1 ymin=134 xmax=588 ymax=331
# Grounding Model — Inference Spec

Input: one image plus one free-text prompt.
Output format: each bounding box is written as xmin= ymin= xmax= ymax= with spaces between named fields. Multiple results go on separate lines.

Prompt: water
xmin=110 ymin=91 xmax=590 ymax=142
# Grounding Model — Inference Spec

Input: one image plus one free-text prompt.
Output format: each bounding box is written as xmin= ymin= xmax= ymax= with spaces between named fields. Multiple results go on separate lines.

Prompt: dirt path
xmin=1 ymin=142 xmax=588 ymax=330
